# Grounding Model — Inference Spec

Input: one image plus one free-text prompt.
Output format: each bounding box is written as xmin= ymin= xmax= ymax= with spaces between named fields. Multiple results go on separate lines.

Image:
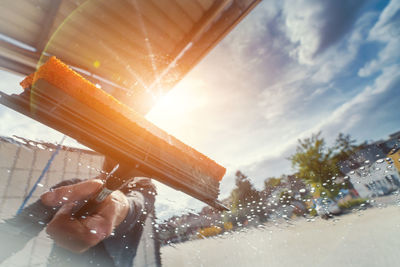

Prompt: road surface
xmin=161 ymin=205 xmax=400 ymax=267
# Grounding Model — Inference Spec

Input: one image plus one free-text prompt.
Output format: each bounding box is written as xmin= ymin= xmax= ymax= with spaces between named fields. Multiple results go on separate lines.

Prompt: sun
xmin=155 ymin=90 xmax=183 ymax=111
xmin=146 ymin=87 xmax=190 ymax=125
xmin=145 ymin=77 xmax=208 ymax=141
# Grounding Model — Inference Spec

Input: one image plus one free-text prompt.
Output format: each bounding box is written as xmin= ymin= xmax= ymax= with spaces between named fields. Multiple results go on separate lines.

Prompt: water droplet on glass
xmin=37 ymin=144 xmax=46 ymax=150
xmin=37 ymin=183 xmax=44 ymax=187
xmin=376 ymin=159 xmax=384 ymax=163
xmin=62 ymin=197 xmax=68 ymax=201
xmin=90 ymin=229 xmax=97 ymax=234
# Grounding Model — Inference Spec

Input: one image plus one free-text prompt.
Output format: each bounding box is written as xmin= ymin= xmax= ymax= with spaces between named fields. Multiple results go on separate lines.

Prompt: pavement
xmin=161 ymin=201 xmax=400 ymax=267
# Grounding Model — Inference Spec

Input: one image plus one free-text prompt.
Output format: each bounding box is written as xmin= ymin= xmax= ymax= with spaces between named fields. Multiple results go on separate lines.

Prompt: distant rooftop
xmin=0 ymin=135 xmax=98 ymax=155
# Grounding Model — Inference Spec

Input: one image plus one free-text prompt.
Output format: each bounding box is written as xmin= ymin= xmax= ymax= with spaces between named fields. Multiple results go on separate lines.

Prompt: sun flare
xmin=146 ymin=78 xmax=209 ymax=146
xmin=147 ymin=79 xmax=206 ymax=124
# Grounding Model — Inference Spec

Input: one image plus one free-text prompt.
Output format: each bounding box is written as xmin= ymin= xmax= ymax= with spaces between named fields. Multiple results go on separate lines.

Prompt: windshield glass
xmin=1 ymin=0 xmax=400 ymax=266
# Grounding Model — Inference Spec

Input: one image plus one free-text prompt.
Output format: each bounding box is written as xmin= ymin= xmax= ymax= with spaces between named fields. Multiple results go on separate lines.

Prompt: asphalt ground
xmin=161 ymin=202 xmax=400 ymax=267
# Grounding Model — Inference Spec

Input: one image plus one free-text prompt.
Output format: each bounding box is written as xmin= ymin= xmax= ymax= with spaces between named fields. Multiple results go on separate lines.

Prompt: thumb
xmin=41 ymin=179 xmax=103 ymax=207
xmin=52 ymin=202 xmax=76 ymax=219
xmin=46 ymin=202 xmax=78 ymax=238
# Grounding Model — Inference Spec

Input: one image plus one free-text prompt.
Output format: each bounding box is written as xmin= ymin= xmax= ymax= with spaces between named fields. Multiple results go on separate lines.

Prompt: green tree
xmin=263 ymin=177 xmax=282 ymax=199
xmin=290 ymin=132 xmax=342 ymax=198
xmin=229 ymin=171 xmax=260 ymax=223
xmin=264 ymin=177 xmax=281 ymax=189
xmin=279 ymin=190 xmax=293 ymax=205
xmin=332 ymin=133 xmax=367 ymax=171
xmin=231 ymin=171 xmax=259 ymax=205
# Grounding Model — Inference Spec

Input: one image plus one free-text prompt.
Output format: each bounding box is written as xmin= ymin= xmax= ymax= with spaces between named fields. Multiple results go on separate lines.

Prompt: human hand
xmin=40 ymin=179 xmax=129 ymax=253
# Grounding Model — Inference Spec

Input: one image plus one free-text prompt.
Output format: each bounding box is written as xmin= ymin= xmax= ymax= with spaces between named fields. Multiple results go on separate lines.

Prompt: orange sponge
xmin=21 ymin=57 xmax=226 ymax=182
xmin=20 ymin=73 xmax=34 ymax=89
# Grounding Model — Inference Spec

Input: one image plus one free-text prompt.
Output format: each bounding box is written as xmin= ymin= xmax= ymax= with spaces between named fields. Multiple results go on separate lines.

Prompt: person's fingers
xmin=46 ymin=203 xmax=82 ymax=247
xmin=48 ymin=191 xmax=124 ymax=236
xmin=81 ymin=213 xmax=113 ymax=241
xmin=46 ymin=203 xmax=107 ymax=253
xmin=46 ymin=202 xmax=77 ymax=230
xmin=94 ymin=190 xmax=130 ymax=228
xmin=77 ymin=191 xmax=127 ymax=236
xmin=41 ymin=179 xmax=103 ymax=207
xmin=43 ymin=181 xmax=129 ymax=253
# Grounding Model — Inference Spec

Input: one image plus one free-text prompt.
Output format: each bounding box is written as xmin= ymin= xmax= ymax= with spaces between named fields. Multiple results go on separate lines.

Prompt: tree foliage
xmin=279 ymin=190 xmax=293 ymax=204
xmin=290 ymin=132 xmax=359 ymax=198
xmin=290 ymin=132 xmax=338 ymax=183
xmin=332 ymin=133 xmax=367 ymax=170
xmin=231 ymin=171 xmax=259 ymax=206
xmin=264 ymin=177 xmax=281 ymax=189
xmin=263 ymin=177 xmax=283 ymax=199
xmin=229 ymin=171 xmax=260 ymax=223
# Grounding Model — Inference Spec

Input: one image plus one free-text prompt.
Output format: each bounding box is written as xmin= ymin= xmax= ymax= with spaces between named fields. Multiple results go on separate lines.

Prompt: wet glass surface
xmin=1 ymin=0 xmax=400 ymax=266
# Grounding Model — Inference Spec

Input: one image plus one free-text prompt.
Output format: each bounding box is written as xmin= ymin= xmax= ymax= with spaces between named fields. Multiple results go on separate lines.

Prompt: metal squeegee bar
xmin=0 ymin=85 xmax=227 ymax=210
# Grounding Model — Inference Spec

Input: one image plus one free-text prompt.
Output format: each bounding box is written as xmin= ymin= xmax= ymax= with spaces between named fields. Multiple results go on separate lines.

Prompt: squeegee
xmin=0 ymin=57 xmax=227 ymax=210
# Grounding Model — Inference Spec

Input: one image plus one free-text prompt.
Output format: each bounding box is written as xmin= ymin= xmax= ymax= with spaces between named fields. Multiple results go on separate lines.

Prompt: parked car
xmin=314 ymin=198 xmax=342 ymax=219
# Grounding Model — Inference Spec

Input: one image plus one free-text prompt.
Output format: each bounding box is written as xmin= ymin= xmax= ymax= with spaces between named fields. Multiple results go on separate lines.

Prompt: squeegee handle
xmin=73 ymin=176 xmax=133 ymax=218
xmin=73 ymin=164 xmax=129 ymax=218
xmin=73 ymin=186 xmax=115 ymax=218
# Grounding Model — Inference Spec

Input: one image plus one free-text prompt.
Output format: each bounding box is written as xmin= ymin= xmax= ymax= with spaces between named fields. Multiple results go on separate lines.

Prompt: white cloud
xmin=282 ymin=0 xmax=324 ymax=65
xmin=236 ymin=63 xmax=399 ymax=189
xmin=358 ymin=0 xmax=400 ymax=77
xmin=309 ymin=11 xmax=374 ymax=83
xmin=282 ymin=0 xmax=365 ymax=66
xmin=369 ymin=0 xmax=400 ymax=41
xmin=301 ymin=64 xmax=399 ymax=146
xmin=223 ymin=0 xmax=400 ymax=186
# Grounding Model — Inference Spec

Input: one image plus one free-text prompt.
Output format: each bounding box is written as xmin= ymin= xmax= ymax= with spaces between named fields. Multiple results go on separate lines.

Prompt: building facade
xmin=0 ymin=136 xmax=160 ymax=266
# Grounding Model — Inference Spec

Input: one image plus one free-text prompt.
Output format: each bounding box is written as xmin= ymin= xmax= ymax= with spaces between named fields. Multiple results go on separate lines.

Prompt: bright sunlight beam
xmin=146 ymin=77 xmax=208 ymax=146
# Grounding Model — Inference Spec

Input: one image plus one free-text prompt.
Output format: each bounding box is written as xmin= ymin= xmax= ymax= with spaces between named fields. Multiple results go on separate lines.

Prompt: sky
xmin=1 ymin=0 xmax=400 ymax=219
